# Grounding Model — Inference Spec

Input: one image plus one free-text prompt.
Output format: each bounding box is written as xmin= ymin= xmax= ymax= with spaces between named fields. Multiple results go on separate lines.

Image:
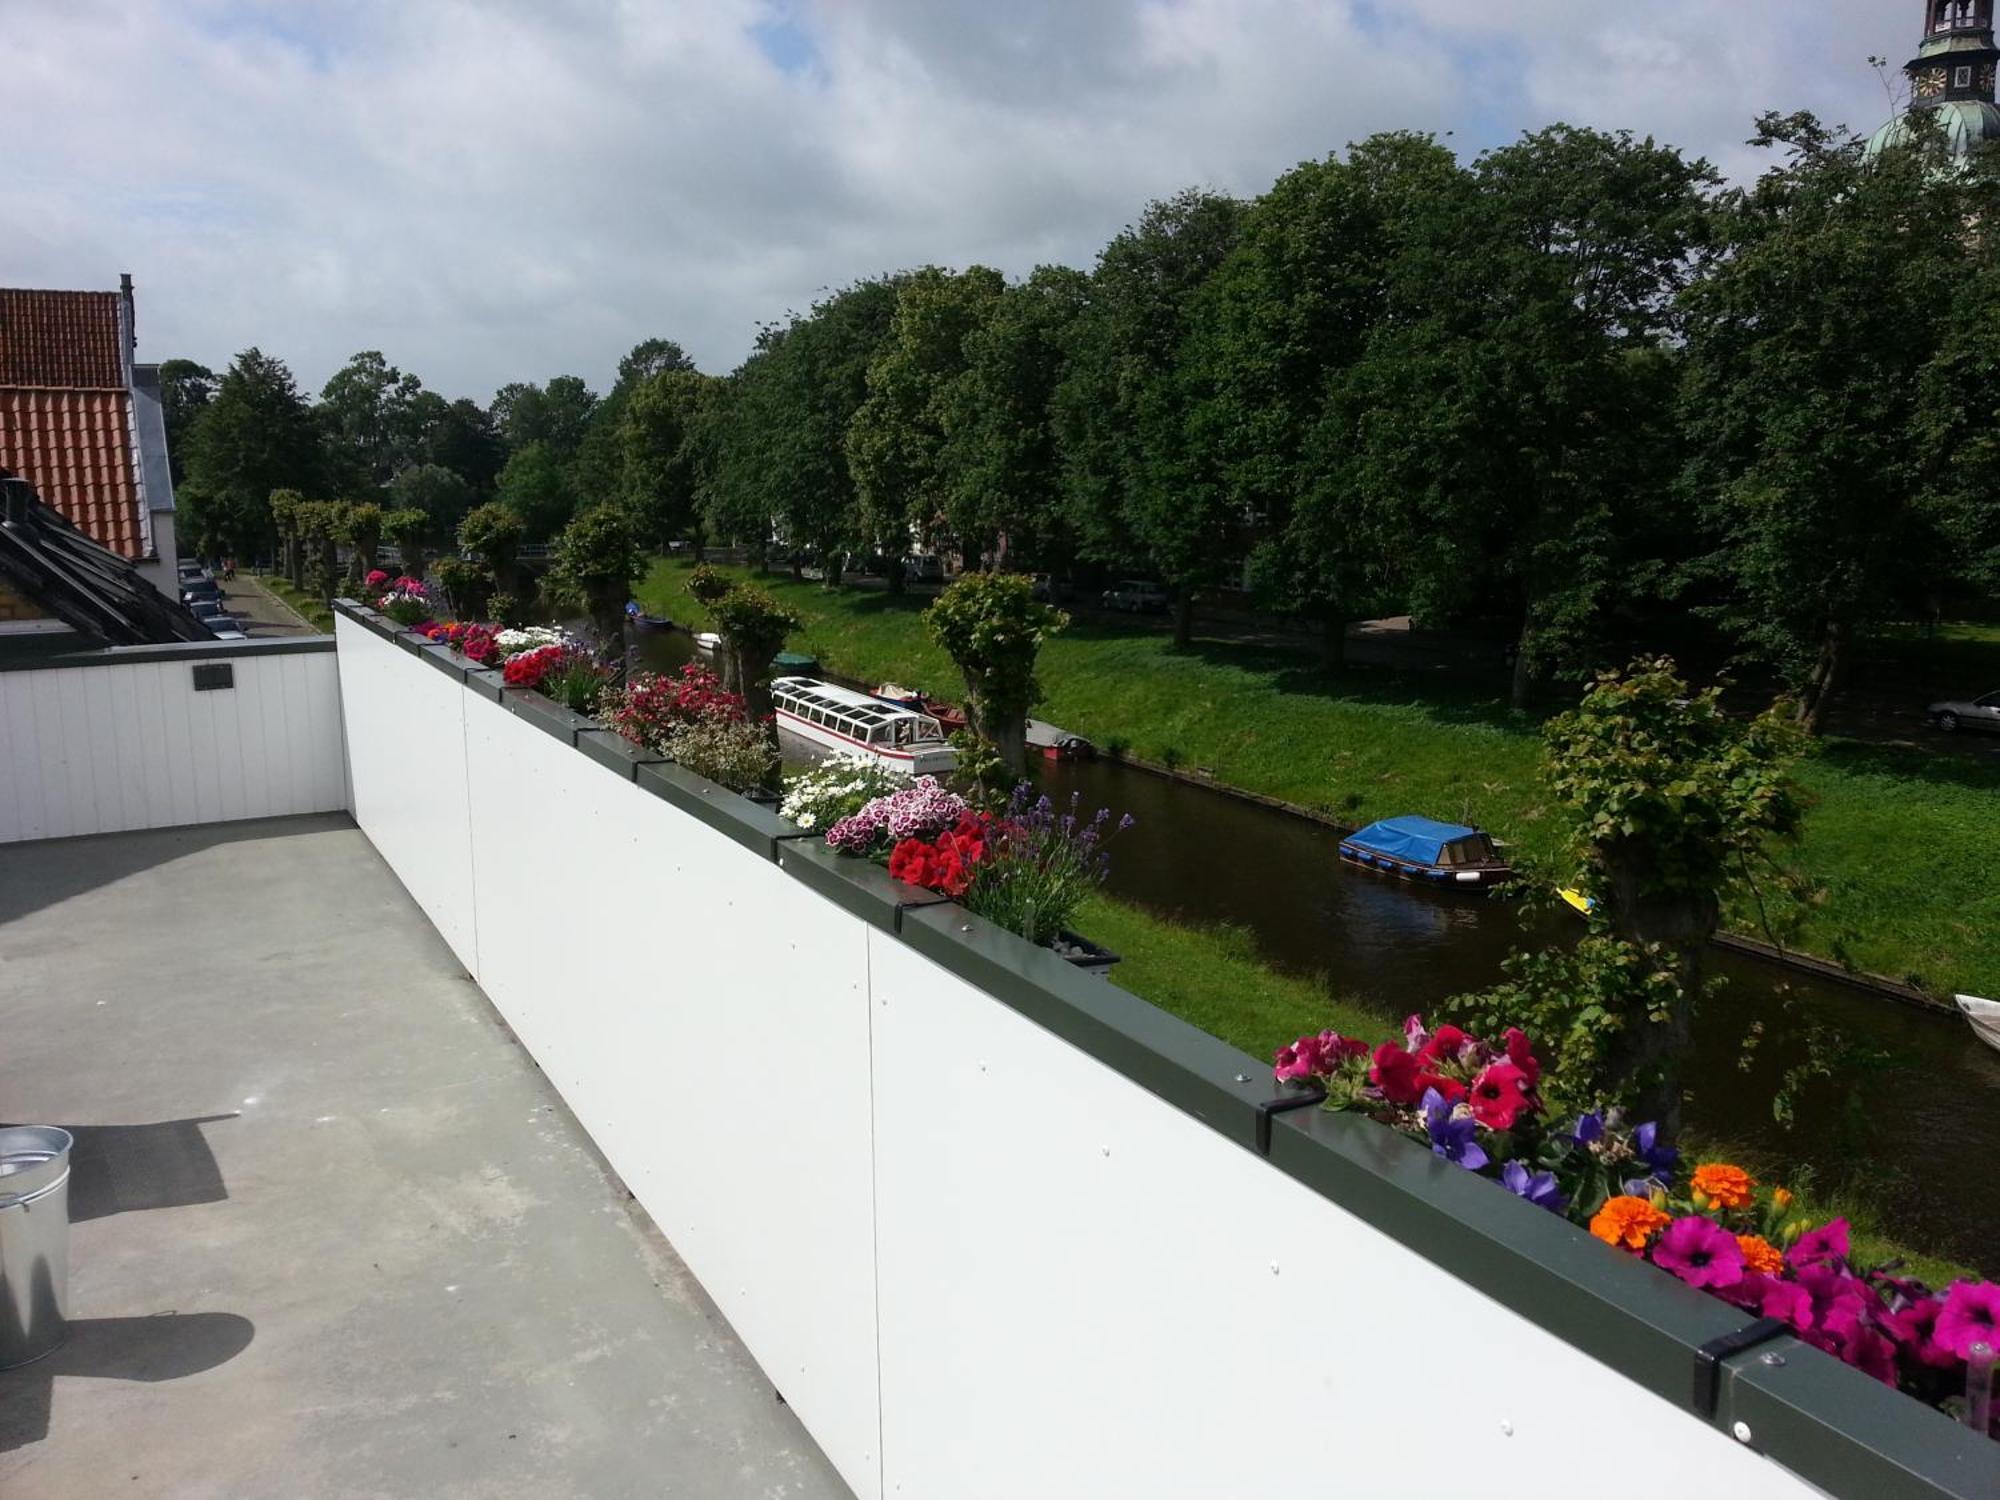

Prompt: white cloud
xmin=6 ymin=0 xmax=1912 ymax=401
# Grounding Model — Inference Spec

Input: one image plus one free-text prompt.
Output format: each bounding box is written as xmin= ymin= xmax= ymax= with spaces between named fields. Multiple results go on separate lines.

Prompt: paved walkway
xmin=221 ymin=574 xmax=318 ymax=637
xmin=0 ymin=815 xmax=850 ymax=1500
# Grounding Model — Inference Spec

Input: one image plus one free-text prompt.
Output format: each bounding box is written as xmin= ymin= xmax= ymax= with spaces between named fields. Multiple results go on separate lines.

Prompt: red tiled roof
xmin=0 ymin=290 xmax=125 ymax=388
xmin=0 ymin=390 xmax=143 ymax=558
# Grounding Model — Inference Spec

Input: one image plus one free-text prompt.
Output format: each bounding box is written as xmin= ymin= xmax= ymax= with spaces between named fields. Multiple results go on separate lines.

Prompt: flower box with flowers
xmin=1274 ymin=1016 xmax=2000 ymax=1444
xmin=813 ymin=779 xmax=1133 ymax=971
xmin=375 ymin=576 xmax=437 ymax=628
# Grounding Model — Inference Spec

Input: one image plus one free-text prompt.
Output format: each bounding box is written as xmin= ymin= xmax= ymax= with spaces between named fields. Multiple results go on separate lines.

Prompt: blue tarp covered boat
xmin=1338 ymin=816 xmax=1513 ymax=888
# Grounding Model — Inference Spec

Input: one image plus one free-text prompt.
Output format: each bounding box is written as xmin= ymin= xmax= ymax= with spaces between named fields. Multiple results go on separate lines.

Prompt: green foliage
xmin=179 ymin=348 xmax=323 ymax=555
xmin=1680 ymin=110 xmax=1996 ymax=730
xmin=380 ymin=506 xmax=429 ymax=577
xmin=495 ymin=440 xmax=578 ymax=540
xmin=847 ymin=265 xmax=1006 ymax=566
xmin=432 ymin=556 xmax=492 ymax=619
xmin=492 ymin=375 xmax=597 ymax=460
xmin=318 ymin=350 xmax=426 ymax=493
xmin=1452 ymin=933 xmax=1685 ymax=1117
xmin=620 ymin=369 xmax=723 ymax=547
xmin=664 ymin=717 xmax=779 ymax=793
xmin=684 ymin=563 xmax=733 ymax=607
xmin=1545 ymin=657 xmax=1807 ymax=914
xmin=457 ymin=502 xmax=525 ymax=570
xmin=385 ymin=463 xmax=475 ymax=538
xmin=157 ymin=359 xmax=217 ymax=487
xmin=708 ymin=582 xmax=800 ymax=660
xmin=923 ymin=572 xmax=1067 ymax=766
xmin=546 ymin=503 xmax=642 ymax=646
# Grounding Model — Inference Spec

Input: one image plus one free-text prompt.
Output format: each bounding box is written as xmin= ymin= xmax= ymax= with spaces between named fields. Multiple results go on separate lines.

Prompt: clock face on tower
xmin=1916 ymin=66 xmax=1949 ymax=98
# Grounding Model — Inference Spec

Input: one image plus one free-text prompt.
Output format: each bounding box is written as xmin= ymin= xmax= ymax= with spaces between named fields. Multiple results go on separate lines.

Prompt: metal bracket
xmin=890 ymin=896 xmax=959 ymax=932
xmin=1693 ymin=1316 xmax=1789 ymax=1418
xmin=1254 ymin=1081 xmax=1327 ymax=1156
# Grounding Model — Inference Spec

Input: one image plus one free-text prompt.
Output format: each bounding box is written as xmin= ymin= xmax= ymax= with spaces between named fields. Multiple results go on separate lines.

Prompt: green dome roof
xmin=1866 ymin=99 xmax=2000 ymax=161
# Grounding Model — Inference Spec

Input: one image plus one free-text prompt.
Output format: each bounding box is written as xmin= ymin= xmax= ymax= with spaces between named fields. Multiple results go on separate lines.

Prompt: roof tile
xmin=0 ymin=290 xmax=125 ymax=388
xmin=0 ymin=389 xmax=143 ymax=558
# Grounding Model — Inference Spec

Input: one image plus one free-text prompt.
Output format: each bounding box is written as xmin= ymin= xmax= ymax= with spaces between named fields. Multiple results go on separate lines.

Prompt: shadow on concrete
xmin=62 ymin=1118 xmax=237 ymax=1223
xmin=0 ymin=1312 xmax=256 ymax=1452
xmin=0 ymin=813 xmax=354 ymax=927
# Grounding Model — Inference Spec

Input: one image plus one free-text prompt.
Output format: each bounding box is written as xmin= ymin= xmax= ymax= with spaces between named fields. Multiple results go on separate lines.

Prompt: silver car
xmin=1928 ymin=690 xmax=2000 ymax=734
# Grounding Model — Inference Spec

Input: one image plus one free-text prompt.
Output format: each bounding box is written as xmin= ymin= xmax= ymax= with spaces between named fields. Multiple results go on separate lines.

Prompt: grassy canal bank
xmin=638 ymin=555 xmax=2000 ymax=1004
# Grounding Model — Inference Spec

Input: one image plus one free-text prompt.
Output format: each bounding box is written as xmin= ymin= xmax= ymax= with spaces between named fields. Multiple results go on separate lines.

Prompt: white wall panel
xmin=0 ymin=646 xmax=347 ymax=845
xmin=866 ymin=932 xmax=1824 ymax=1500
xmin=335 ymin=619 xmax=477 ymax=968
xmin=460 ymin=692 xmax=884 ymax=1497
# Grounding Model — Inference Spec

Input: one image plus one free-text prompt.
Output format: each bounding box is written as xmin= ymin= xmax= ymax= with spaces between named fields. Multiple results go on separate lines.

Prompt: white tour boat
xmin=1958 ymin=995 xmax=2000 ymax=1055
xmin=771 ymin=677 xmax=958 ymax=776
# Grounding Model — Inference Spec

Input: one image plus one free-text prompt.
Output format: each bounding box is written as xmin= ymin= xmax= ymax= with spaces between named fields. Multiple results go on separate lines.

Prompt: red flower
xmin=1416 ymin=1024 xmax=1470 ymax=1067
xmin=1415 ymin=1071 xmax=1467 ymax=1103
xmin=1503 ymin=1027 xmax=1541 ymax=1087
xmin=1467 ymin=1060 xmax=1534 ymax=1130
xmin=1370 ymin=1043 xmax=1424 ymax=1105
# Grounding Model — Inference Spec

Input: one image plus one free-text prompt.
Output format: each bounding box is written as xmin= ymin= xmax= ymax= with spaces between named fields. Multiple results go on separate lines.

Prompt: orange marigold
xmin=1737 ymin=1234 xmax=1785 ymax=1275
xmin=1773 ymin=1187 xmax=1794 ymax=1210
xmin=1690 ymin=1163 xmax=1755 ymax=1210
xmin=1590 ymin=1195 xmax=1673 ymax=1252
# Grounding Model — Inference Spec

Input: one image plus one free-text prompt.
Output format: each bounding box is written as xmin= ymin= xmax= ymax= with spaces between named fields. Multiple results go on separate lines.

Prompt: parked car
xmin=188 ymin=600 xmax=240 ymax=628
xmin=182 ymin=583 xmax=226 ymax=608
xmin=1030 ymin=573 xmax=1074 ymax=603
xmin=1102 ymin=579 xmax=1171 ymax=613
xmin=1928 ymin=690 xmax=2000 ymax=735
xmin=206 ymin=626 xmax=249 ymax=641
xmin=905 ymin=554 xmax=946 ymax=584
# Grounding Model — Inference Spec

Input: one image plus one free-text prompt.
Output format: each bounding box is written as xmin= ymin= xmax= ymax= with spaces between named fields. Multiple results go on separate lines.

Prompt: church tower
xmin=1868 ymin=0 xmax=2000 ymax=159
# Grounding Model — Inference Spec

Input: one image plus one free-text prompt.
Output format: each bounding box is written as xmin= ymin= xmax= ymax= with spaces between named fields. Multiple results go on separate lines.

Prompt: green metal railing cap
xmin=418 ymin=642 xmax=469 ymax=682
xmin=576 ymin=728 xmax=667 ymax=780
xmin=633 ymin=762 xmax=795 ymax=860
xmin=501 ymin=687 xmax=599 ymax=746
xmin=775 ymin=838 xmax=945 ymax=930
xmin=896 ymin=902 xmax=1267 ymax=1144
xmin=464 ymin=668 xmax=505 ymax=703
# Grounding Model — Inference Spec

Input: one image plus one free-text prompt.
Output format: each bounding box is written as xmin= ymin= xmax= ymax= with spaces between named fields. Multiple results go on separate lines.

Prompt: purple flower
xmin=1572 ymin=1112 xmax=1604 ymax=1146
xmin=1500 ymin=1161 xmax=1566 ymax=1213
xmin=1632 ymin=1122 xmax=1678 ymax=1184
xmin=1649 ymin=1216 xmax=1745 ymax=1291
xmin=1787 ymin=1218 xmax=1851 ymax=1270
xmin=1935 ymin=1281 xmax=2000 ymax=1360
xmin=1421 ymin=1088 xmax=1488 ymax=1171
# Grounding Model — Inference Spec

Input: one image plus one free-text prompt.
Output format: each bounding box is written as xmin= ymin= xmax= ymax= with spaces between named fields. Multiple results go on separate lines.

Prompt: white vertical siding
xmin=0 ymin=644 xmax=348 ymax=844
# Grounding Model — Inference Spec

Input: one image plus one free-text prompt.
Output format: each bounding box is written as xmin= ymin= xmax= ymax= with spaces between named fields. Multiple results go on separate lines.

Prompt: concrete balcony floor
xmin=0 ymin=815 xmax=850 ymax=1499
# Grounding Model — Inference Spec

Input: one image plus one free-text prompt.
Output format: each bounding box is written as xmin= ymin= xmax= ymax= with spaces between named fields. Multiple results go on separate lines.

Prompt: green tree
xmin=924 ymin=572 xmax=1069 ymax=774
xmin=420 ymin=397 xmax=505 ymax=496
xmin=1054 ymin=189 xmax=1244 ymax=645
xmin=547 ymin=503 xmax=643 ymax=655
xmin=385 ymin=463 xmax=476 ymax=541
xmin=1682 ymin=111 xmax=1994 ymax=731
xmin=157 ymin=358 xmax=217 ymax=487
xmin=492 ymin=375 xmax=597 ymax=460
xmin=709 ymin=583 xmax=800 ymax=726
xmin=340 ymin=501 xmax=385 ymax=587
xmin=319 ymin=351 xmax=425 ymax=493
xmin=1540 ymin=659 xmax=1805 ymax=1132
xmin=848 ymin=266 xmax=1007 ymax=584
xmin=940 ymin=266 xmax=1089 ymax=570
xmin=458 ymin=502 xmax=526 ymax=615
xmin=178 ymin=348 xmax=325 ymax=558
xmin=621 ymin=369 xmax=724 ymax=549
xmin=268 ymin=488 xmax=304 ymax=587
xmin=495 ymin=440 xmax=578 ymax=540
xmin=381 ymin=507 xmax=430 ymax=581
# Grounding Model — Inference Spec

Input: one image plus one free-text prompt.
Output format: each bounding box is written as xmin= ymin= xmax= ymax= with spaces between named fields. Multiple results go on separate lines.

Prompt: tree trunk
xmin=1794 ymin=618 xmax=1849 ymax=737
xmin=824 ymin=559 xmax=845 ymax=590
xmin=405 ymin=544 xmax=428 ymax=582
xmin=1171 ymin=592 xmax=1194 ymax=650
xmin=1509 ymin=614 xmax=1539 ymax=712
xmin=1602 ymin=848 xmax=1717 ymax=1140
xmin=982 ymin=706 xmax=1028 ymax=778
xmin=886 ymin=556 xmax=906 ymax=596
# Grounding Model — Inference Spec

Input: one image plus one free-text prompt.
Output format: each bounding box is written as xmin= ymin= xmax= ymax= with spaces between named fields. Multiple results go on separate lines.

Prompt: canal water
xmin=636 ymin=627 xmax=1999 ymax=1269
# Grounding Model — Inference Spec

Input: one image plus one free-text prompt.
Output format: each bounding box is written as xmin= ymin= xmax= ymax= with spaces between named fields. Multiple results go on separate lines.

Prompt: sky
xmin=9 ymin=0 xmax=1912 ymax=404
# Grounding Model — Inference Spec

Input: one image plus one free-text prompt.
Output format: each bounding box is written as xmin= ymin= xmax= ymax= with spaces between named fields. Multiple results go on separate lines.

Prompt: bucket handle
xmin=0 ymin=1169 xmax=70 ymax=1211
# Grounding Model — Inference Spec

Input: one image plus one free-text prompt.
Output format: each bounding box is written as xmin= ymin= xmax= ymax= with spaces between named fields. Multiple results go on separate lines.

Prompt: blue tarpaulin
xmin=1343 ymin=816 xmax=1476 ymax=867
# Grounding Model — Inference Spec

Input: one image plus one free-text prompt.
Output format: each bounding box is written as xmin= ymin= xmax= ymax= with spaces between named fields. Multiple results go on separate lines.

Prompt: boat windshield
xmin=1442 ymin=836 xmax=1496 ymax=866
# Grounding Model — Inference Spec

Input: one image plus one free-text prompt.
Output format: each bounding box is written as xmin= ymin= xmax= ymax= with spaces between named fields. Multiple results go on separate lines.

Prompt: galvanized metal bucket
xmin=0 ymin=1125 xmax=73 ymax=1369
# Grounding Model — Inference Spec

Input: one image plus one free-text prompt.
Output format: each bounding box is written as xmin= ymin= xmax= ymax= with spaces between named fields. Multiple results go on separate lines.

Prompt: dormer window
xmin=1935 ymin=0 xmax=1987 ymax=30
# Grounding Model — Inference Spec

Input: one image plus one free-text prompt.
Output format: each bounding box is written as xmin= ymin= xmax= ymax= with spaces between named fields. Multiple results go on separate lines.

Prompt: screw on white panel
xmin=1100 ymin=1146 xmax=1110 ymax=1157
xmin=960 ymin=924 xmax=972 ymax=933
xmin=1234 ymin=1074 xmax=1250 ymax=1084
xmin=1732 ymin=1421 xmax=1753 ymax=1444
xmin=1269 ymin=1262 xmax=1280 ymax=1275
xmin=1498 ymin=1420 xmax=1513 ymax=1438
xmin=1759 ymin=1352 xmax=1786 ymax=1368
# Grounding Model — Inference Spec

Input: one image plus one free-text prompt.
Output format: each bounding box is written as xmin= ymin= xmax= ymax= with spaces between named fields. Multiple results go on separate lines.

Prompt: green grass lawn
xmin=251 ymin=572 xmax=335 ymax=633
xmin=637 ymin=557 xmax=2000 ymax=998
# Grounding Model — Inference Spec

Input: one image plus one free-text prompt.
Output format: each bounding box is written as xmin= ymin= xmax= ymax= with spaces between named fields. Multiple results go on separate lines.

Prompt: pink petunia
xmin=1649 ymin=1215 xmax=1744 ymax=1291
xmin=1934 ymin=1281 xmax=2000 ymax=1360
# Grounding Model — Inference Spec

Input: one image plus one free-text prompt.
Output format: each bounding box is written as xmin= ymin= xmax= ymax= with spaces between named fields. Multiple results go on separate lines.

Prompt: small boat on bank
xmin=1559 ymin=887 xmax=1596 ymax=917
xmin=625 ymin=603 xmax=672 ymax=631
xmin=875 ymin=683 xmax=969 ymax=732
xmin=773 ymin=677 xmax=958 ymax=776
xmin=1027 ymin=718 xmax=1094 ymax=762
xmin=1338 ymin=816 xmax=1514 ymax=889
xmin=1959 ymin=995 xmax=2000 ymax=1054
xmin=692 ymin=631 xmax=722 ymax=652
